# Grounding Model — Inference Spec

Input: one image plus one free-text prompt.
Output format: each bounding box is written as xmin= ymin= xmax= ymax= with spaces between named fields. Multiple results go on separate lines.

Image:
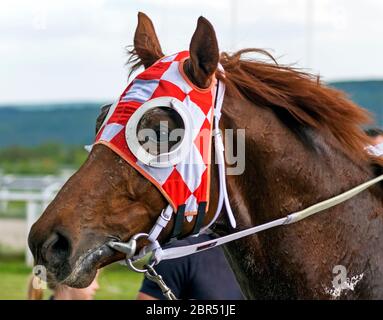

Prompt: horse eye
xmin=147 ymin=127 xmax=168 ymax=145
xmin=136 ymin=106 xmax=185 ymax=156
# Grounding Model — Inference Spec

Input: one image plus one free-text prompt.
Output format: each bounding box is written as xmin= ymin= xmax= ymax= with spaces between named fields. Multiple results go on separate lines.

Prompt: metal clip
xmin=144 ymin=265 xmax=177 ymax=300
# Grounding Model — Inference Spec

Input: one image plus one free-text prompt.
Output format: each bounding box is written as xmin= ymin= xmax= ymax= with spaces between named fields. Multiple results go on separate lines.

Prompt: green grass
xmin=0 ymin=255 xmax=32 ymax=300
xmin=0 ymin=143 xmax=87 ymax=175
xmin=96 ymin=263 xmax=144 ymax=300
xmin=0 ymin=255 xmax=144 ymax=300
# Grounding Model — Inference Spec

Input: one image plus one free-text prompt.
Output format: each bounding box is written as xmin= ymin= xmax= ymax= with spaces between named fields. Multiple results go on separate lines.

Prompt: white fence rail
xmin=0 ymin=172 xmax=71 ymax=266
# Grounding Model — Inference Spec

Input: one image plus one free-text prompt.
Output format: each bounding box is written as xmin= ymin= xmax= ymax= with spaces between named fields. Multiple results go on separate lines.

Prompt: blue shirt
xmin=139 ymin=233 xmax=244 ymax=300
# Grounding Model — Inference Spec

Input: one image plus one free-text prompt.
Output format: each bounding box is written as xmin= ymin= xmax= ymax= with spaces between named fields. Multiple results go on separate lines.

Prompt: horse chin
xmin=61 ymin=243 xmax=119 ymax=288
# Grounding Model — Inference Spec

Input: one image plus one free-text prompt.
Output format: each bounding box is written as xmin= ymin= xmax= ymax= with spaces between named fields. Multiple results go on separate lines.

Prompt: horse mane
xmin=217 ymin=48 xmax=383 ymax=168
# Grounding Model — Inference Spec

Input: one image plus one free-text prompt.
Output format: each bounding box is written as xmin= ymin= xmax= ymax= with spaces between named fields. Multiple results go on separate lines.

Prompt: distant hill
xmin=0 ymin=105 xmax=101 ymax=147
xmin=330 ymin=80 xmax=383 ymax=125
xmin=0 ymin=80 xmax=382 ymax=147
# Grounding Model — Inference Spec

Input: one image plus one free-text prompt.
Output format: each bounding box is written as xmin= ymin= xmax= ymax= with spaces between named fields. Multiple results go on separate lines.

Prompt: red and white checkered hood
xmin=94 ymin=51 xmax=217 ymax=218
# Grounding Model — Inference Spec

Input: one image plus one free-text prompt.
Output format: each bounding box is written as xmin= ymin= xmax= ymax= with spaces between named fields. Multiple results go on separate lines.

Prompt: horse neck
xmin=220 ymin=96 xmax=375 ymax=223
xmin=217 ymin=96 xmax=383 ymax=299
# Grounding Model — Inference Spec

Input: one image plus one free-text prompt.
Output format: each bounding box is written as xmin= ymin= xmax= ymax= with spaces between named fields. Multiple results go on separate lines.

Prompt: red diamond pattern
xmin=188 ymin=89 xmax=213 ymax=115
xmin=151 ymin=80 xmax=187 ymax=102
xmin=194 ymin=118 xmax=212 ymax=164
xmin=161 ymin=169 xmax=192 ymax=208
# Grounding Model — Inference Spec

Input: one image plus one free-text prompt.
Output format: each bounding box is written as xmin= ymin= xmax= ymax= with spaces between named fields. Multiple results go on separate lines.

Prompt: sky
xmin=0 ymin=0 xmax=382 ymax=104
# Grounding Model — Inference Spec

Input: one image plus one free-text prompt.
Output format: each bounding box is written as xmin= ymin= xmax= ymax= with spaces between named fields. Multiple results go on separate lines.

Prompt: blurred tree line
xmin=0 ymin=143 xmax=88 ymax=174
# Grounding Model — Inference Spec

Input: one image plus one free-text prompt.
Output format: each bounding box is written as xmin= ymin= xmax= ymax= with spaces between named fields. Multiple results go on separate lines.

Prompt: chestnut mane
xmin=217 ymin=49 xmax=383 ymax=167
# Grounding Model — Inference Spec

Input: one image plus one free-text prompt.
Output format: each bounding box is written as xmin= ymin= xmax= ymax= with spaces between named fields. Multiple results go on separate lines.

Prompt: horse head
xmin=28 ymin=13 xmax=221 ymax=288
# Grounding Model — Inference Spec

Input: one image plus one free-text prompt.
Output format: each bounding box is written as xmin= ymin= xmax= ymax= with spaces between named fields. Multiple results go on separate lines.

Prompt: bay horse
xmin=28 ymin=12 xmax=383 ymax=299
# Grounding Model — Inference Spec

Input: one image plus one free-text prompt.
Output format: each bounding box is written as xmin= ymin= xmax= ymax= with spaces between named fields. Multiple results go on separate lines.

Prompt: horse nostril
xmin=42 ymin=231 xmax=71 ymax=265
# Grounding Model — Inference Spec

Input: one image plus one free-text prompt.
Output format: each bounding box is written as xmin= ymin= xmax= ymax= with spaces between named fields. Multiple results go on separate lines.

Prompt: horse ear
xmin=134 ymin=12 xmax=164 ymax=68
xmin=186 ymin=16 xmax=219 ymax=88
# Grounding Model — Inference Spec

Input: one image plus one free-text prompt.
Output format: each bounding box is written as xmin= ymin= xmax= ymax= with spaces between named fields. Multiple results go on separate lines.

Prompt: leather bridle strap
xmin=191 ymin=202 xmax=207 ymax=235
xmin=169 ymin=205 xmax=186 ymax=239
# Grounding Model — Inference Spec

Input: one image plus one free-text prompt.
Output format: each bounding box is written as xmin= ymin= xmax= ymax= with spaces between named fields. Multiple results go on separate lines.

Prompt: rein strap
xmin=152 ymin=173 xmax=383 ymax=262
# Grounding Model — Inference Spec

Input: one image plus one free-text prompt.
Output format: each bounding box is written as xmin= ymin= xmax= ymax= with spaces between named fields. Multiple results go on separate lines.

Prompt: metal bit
xmin=108 ymin=240 xmax=137 ymax=259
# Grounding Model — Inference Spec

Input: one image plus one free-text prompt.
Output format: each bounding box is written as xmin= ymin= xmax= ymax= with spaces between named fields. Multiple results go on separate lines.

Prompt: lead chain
xmin=144 ymin=264 xmax=177 ymax=300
